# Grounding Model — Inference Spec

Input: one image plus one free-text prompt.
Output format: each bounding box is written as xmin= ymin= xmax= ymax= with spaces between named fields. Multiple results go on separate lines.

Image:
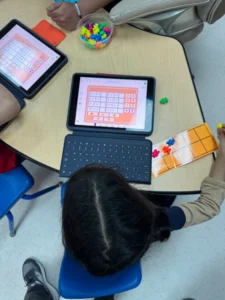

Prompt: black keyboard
xmin=60 ymin=134 xmax=152 ymax=183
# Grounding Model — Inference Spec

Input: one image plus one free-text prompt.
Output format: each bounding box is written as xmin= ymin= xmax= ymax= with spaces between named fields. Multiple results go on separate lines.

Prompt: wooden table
xmin=0 ymin=0 xmax=214 ymax=194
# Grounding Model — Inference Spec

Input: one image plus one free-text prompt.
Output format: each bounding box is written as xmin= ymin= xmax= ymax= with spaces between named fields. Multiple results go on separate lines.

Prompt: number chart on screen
xmin=0 ymin=25 xmax=60 ymax=91
xmin=85 ymin=86 xmax=138 ymax=126
xmin=75 ymin=76 xmax=147 ymax=130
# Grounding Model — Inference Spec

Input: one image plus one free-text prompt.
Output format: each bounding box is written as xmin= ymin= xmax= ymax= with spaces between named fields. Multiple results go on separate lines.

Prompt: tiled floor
xmin=1 ymin=19 xmax=225 ymax=300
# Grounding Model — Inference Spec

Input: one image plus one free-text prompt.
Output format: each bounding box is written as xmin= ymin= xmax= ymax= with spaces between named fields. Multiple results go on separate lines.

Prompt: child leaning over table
xmin=46 ymin=0 xmax=115 ymax=31
xmin=0 ymin=84 xmax=21 ymax=174
xmin=61 ymin=125 xmax=225 ymax=277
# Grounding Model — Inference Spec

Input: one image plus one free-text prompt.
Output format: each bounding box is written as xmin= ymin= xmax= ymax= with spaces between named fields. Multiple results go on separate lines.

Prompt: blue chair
xmin=0 ymin=165 xmax=61 ymax=237
xmin=59 ymin=183 xmax=142 ymax=299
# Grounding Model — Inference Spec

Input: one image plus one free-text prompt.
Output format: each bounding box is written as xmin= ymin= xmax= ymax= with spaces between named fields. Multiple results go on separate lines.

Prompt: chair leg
xmin=6 ymin=211 xmax=16 ymax=237
xmin=22 ymin=182 xmax=63 ymax=200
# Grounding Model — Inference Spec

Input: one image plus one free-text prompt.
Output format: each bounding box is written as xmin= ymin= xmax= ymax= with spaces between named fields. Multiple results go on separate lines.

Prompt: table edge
xmin=0 ymin=32 xmax=214 ymax=195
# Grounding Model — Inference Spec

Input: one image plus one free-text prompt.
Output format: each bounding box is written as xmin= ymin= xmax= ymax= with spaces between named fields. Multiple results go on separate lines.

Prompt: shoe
xmin=23 ymin=258 xmax=59 ymax=300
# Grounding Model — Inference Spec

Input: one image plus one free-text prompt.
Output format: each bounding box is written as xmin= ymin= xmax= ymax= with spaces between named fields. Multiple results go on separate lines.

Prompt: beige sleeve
xmin=177 ymin=176 xmax=225 ymax=228
xmin=110 ymin=0 xmax=208 ymax=24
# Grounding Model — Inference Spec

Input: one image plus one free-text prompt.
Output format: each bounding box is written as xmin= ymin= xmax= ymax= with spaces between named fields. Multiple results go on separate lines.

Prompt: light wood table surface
xmin=0 ymin=0 xmax=214 ymax=194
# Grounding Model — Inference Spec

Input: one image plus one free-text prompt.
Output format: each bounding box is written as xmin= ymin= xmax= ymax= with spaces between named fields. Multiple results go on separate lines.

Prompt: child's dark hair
xmin=62 ymin=165 xmax=171 ymax=276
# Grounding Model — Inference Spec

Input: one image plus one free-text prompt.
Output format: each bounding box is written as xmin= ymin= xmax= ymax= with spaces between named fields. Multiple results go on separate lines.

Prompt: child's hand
xmin=217 ymin=124 xmax=225 ymax=157
xmin=46 ymin=2 xmax=80 ymax=31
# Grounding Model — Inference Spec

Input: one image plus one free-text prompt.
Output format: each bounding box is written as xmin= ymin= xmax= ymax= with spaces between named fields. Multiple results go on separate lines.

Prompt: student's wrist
xmin=71 ymin=1 xmax=82 ymax=19
xmin=77 ymin=0 xmax=93 ymax=17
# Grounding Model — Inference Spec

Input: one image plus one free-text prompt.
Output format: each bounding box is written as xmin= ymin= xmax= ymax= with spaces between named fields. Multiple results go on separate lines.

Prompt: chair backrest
xmin=0 ymin=165 xmax=34 ymax=218
xmin=59 ymin=251 xmax=142 ymax=299
xmin=59 ymin=183 xmax=142 ymax=299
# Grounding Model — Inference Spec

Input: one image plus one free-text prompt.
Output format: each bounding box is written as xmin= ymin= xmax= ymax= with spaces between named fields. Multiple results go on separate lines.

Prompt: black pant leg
xmin=95 ymin=296 xmax=115 ymax=300
xmin=105 ymin=0 xmax=121 ymax=12
xmin=24 ymin=289 xmax=52 ymax=300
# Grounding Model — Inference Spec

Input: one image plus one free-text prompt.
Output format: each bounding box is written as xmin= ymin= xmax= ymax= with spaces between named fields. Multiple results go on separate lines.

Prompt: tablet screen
xmin=75 ymin=77 xmax=148 ymax=130
xmin=0 ymin=24 xmax=60 ymax=91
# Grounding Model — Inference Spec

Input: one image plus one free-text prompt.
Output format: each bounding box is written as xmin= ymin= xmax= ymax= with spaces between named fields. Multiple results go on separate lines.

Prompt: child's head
xmin=62 ymin=165 xmax=170 ymax=276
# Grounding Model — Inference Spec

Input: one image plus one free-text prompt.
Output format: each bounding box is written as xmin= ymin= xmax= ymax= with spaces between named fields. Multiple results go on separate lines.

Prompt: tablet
xmin=0 ymin=19 xmax=68 ymax=99
xmin=67 ymin=73 xmax=156 ymax=135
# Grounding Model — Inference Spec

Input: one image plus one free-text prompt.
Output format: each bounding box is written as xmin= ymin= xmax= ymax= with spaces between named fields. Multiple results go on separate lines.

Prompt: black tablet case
xmin=0 ymin=19 xmax=68 ymax=99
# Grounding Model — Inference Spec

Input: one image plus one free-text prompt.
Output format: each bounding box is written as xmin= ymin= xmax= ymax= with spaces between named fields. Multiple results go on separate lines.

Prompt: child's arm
xmin=0 ymin=84 xmax=21 ymax=127
xmin=47 ymin=0 xmax=114 ymax=31
xmin=177 ymin=125 xmax=225 ymax=227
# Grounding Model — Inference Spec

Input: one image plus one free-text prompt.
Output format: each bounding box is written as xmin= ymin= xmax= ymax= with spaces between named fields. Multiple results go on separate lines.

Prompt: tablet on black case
xmin=0 ymin=19 xmax=68 ymax=99
xmin=67 ymin=73 xmax=156 ymax=136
